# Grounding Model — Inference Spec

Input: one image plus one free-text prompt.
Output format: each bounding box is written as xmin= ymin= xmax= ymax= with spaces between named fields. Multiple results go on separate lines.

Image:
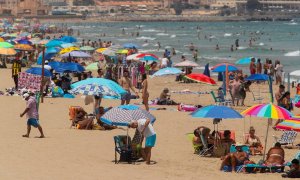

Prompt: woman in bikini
xmin=265 ymin=142 xmax=285 ymax=166
xmin=141 ymin=74 xmax=149 ymax=111
xmin=245 ymin=127 xmax=263 ymax=155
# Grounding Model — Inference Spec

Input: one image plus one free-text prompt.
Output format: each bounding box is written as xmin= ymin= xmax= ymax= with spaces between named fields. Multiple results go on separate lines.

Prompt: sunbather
xmin=220 ymin=144 xmax=249 ymax=172
xmin=282 ymin=159 xmax=300 ymax=178
xmin=244 ymin=127 xmax=263 ymax=156
xmin=75 ymin=108 xmax=94 ymax=130
xmin=221 ymin=130 xmax=236 ymax=155
xmin=157 ymin=88 xmax=178 ymax=105
xmin=265 ymin=142 xmax=285 ymax=166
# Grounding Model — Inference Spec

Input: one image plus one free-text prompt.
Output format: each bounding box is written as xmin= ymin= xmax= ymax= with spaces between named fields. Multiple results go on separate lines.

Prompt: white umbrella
xmin=290 ymin=70 xmax=300 ymax=76
xmin=174 ymin=60 xmax=199 ymax=67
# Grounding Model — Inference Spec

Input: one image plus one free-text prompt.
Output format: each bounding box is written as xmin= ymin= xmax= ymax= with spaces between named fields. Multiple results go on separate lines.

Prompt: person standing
xmin=263 ymin=59 xmax=269 ymax=75
xmin=20 ymin=93 xmax=45 ymax=138
xmin=129 ymin=118 xmax=156 ymax=165
xmin=193 ymin=49 xmax=198 ymax=62
xmin=256 ymin=59 xmax=262 ymax=74
xmin=141 ymin=74 xmax=149 ymax=111
xmin=119 ymin=71 xmax=139 ymax=105
xmin=249 ymin=58 xmax=256 ymax=75
xmin=12 ymin=57 xmax=22 ymax=89
xmin=275 ymin=60 xmax=283 ymax=85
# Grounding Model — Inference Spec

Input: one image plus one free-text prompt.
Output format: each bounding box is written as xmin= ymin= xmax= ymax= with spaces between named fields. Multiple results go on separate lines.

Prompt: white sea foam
xmin=142 ymin=43 xmax=149 ymax=47
xmin=237 ymin=46 xmax=248 ymax=50
xmin=156 ymin=33 xmax=169 ymax=36
xmin=170 ymin=35 xmax=176 ymax=38
xmin=143 ymin=29 xmax=158 ymax=32
xmin=224 ymin=33 xmax=232 ymax=37
xmin=284 ymin=50 xmax=300 ymax=57
xmin=136 ymin=36 xmax=156 ymax=40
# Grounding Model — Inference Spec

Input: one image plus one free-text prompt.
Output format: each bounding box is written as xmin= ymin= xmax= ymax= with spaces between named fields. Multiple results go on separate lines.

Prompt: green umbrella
xmin=80 ymin=46 xmax=95 ymax=51
xmin=0 ymin=42 xmax=14 ymax=48
xmin=86 ymin=62 xmax=98 ymax=71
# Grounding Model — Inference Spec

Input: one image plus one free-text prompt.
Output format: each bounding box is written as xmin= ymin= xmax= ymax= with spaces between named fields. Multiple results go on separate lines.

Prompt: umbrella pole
xmin=262 ymin=118 xmax=271 ymax=161
xmin=126 ymin=128 xmax=129 ymax=150
xmin=39 ymin=47 xmax=45 ymax=103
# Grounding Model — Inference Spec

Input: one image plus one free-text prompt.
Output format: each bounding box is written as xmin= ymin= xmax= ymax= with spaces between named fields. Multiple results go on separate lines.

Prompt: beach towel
xmin=178 ymin=104 xmax=200 ymax=112
xmin=171 ymin=90 xmax=210 ymax=95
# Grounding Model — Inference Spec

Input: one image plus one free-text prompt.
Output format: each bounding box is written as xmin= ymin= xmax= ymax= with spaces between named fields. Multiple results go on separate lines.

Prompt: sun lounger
xmin=114 ymin=135 xmax=134 ymax=164
xmin=273 ymin=131 xmax=297 ymax=147
xmin=237 ymin=163 xmax=286 ymax=173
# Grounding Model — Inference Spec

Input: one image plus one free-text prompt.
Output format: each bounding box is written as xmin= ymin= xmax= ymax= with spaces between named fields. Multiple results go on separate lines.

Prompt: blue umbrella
xmin=70 ymin=84 xmax=121 ymax=99
xmin=140 ymin=56 xmax=158 ymax=61
xmin=61 ymin=51 xmax=91 ymax=58
xmin=191 ymin=105 xmax=243 ymax=119
xmin=212 ymin=63 xmax=239 ymax=72
xmin=26 ymin=67 xmax=52 ymax=77
xmin=45 ymin=40 xmax=63 ymax=48
xmin=245 ymin=74 xmax=269 ymax=81
xmin=46 ymin=47 xmax=60 ymax=54
xmin=60 ymin=36 xmax=77 ymax=43
xmin=17 ymin=39 xmax=32 ymax=45
xmin=71 ymin=78 xmax=127 ymax=98
xmin=37 ymin=52 xmax=56 ymax=65
xmin=101 ymin=105 xmax=156 ymax=126
xmin=61 ymin=43 xmax=76 ymax=48
xmin=53 ymin=62 xmax=85 ymax=73
xmin=236 ymin=57 xmax=257 ymax=65
xmin=123 ymin=43 xmax=139 ymax=49
xmin=203 ymin=63 xmax=210 ymax=77
xmin=151 ymin=67 xmax=182 ymax=77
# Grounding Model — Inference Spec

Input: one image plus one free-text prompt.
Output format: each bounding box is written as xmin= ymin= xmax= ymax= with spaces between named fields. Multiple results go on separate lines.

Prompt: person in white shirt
xmin=129 ymin=118 xmax=156 ymax=165
xmin=44 ymin=60 xmax=52 ymax=71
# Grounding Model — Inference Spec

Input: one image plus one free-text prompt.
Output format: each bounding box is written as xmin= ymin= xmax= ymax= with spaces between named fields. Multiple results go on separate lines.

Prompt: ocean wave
xmin=202 ymin=56 xmax=235 ymax=61
xmin=136 ymin=36 xmax=156 ymax=40
xmin=142 ymin=43 xmax=149 ymax=47
xmin=237 ymin=46 xmax=248 ymax=50
xmin=224 ymin=33 xmax=232 ymax=37
xmin=170 ymin=35 xmax=176 ymax=38
xmin=285 ymin=22 xmax=298 ymax=25
xmin=284 ymin=50 xmax=300 ymax=57
xmin=143 ymin=29 xmax=158 ymax=32
xmin=156 ymin=33 xmax=169 ymax=36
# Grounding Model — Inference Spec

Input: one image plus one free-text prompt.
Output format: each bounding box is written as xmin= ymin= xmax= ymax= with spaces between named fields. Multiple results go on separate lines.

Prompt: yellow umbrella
xmin=0 ymin=48 xmax=17 ymax=55
xmin=116 ymin=49 xmax=129 ymax=54
xmin=0 ymin=37 xmax=4 ymax=42
xmin=59 ymin=47 xmax=80 ymax=54
xmin=14 ymin=44 xmax=34 ymax=51
xmin=96 ymin=48 xmax=107 ymax=53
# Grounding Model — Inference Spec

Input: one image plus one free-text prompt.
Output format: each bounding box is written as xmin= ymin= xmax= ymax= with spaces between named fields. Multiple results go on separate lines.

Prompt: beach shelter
xmin=290 ymin=70 xmax=300 ymax=77
xmin=59 ymin=47 xmax=80 ymax=54
xmin=184 ymin=73 xmax=216 ymax=85
xmin=203 ymin=63 xmax=210 ymax=77
xmin=17 ymin=39 xmax=32 ymax=45
xmin=245 ymin=74 xmax=269 ymax=81
xmin=96 ymin=48 xmax=107 ymax=53
xmin=241 ymin=103 xmax=293 ymax=160
xmin=26 ymin=67 xmax=52 ymax=77
xmin=102 ymin=49 xmax=116 ymax=56
xmin=101 ymin=105 xmax=156 ymax=126
xmin=14 ymin=44 xmax=34 ymax=51
xmin=71 ymin=78 xmax=127 ymax=98
xmin=151 ymin=67 xmax=182 ymax=77
xmin=116 ymin=49 xmax=128 ymax=54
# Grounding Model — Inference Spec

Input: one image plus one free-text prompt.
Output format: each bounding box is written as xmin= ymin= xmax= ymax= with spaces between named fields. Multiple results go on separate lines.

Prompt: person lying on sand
xmin=220 ymin=144 xmax=249 ymax=172
xmin=264 ymin=142 xmax=285 ymax=166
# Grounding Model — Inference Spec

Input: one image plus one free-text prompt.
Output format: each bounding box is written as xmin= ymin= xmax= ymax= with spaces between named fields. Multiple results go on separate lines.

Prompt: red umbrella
xmin=135 ymin=53 xmax=159 ymax=59
xmin=185 ymin=73 xmax=217 ymax=85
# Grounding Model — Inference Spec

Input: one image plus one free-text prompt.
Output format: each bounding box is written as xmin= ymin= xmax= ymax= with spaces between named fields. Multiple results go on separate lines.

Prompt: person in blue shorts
xmin=129 ymin=118 xmax=156 ymax=165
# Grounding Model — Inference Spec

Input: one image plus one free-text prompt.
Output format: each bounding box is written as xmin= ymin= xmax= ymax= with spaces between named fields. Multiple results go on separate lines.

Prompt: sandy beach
xmin=0 ymin=67 xmax=299 ymax=180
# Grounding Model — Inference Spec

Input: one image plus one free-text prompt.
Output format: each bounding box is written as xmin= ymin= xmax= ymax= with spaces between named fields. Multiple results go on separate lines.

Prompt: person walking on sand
xmin=12 ymin=56 xmax=22 ymax=89
xmin=141 ymin=74 xmax=149 ymax=111
xmin=119 ymin=71 xmax=139 ymax=105
xmin=20 ymin=93 xmax=45 ymax=138
xmin=129 ymin=118 xmax=156 ymax=165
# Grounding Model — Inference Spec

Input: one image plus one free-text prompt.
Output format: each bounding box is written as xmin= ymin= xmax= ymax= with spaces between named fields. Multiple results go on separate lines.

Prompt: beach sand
xmin=0 ymin=68 xmax=299 ymax=180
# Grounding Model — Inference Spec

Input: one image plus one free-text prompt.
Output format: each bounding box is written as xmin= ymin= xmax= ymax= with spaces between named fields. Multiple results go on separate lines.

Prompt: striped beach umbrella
xmin=276 ymin=118 xmax=300 ymax=132
xmin=241 ymin=103 xmax=292 ymax=119
xmin=101 ymin=105 xmax=156 ymax=126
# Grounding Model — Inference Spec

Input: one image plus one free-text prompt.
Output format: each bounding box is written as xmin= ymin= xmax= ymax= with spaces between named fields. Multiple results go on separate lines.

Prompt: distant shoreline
xmin=37 ymin=14 xmax=296 ymax=23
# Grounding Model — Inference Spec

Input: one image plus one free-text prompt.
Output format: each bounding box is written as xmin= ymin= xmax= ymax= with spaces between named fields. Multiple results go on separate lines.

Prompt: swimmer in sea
xmin=216 ymin=44 xmax=220 ymax=50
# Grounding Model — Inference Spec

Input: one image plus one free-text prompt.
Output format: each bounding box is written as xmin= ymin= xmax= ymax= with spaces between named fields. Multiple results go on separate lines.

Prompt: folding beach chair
xmin=251 ymin=91 xmax=264 ymax=104
xmin=210 ymin=91 xmax=232 ymax=106
xmin=273 ymin=131 xmax=298 ymax=147
xmin=114 ymin=135 xmax=133 ymax=164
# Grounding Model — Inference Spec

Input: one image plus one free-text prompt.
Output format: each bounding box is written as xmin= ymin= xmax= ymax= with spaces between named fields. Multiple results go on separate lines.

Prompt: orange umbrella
xmin=0 ymin=48 xmax=17 ymax=55
xmin=14 ymin=44 xmax=34 ymax=51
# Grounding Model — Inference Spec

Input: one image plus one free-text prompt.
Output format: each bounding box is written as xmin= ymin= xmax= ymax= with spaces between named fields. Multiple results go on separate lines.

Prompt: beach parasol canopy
xmin=46 ymin=47 xmax=60 ymax=54
xmin=241 ymin=103 xmax=292 ymax=119
xmin=61 ymin=51 xmax=91 ymax=58
xmin=0 ymin=48 xmax=16 ymax=55
xmin=116 ymin=49 xmax=128 ymax=54
xmin=102 ymin=49 xmax=116 ymax=56
xmin=86 ymin=62 xmax=98 ymax=71
xmin=123 ymin=43 xmax=140 ymax=49
xmin=51 ymin=62 xmax=85 ymax=73
xmin=191 ymin=105 xmax=243 ymax=119
xmin=45 ymin=40 xmax=63 ymax=48
xmin=235 ymin=57 xmax=257 ymax=65
xmin=151 ymin=67 xmax=182 ymax=77
xmin=185 ymin=73 xmax=216 ymax=85
xmin=61 ymin=43 xmax=76 ymax=48
xmin=59 ymin=47 xmax=80 ymax=54
xmin=290 ymin=70 xmax=300 ymax=77
xmin=60 ymin=36 xmax=77 ymax=43
xmin=101 ymin=105 xmax=156 ymax=126
xmin=245 ymin=74 xmax=269 ymax=81
xmin=174 ymin=60 xmax=199 ymax=67
xmin=80 ymin=46 xmax=95 ymax=51
xmin=276 ymin=118 xmax=300 ymax=132
xmin=17 ymin=39 xmax=32 ymax=45
xmin=14 ymin=44 xmax=34 ymax=51
xmin=211 ymin=63 xmax=239 ymax=72
xmin=96 ymin=48 xmax=107 ymax=53
xmin=26 ymin=67 xmax=52 ymax=77
xmin=136 ymin=53 xmax=159 ymax=59
xmin=0 ymin=37 xmax=4 ymax=42
xmin=126 ymin=53 xmax=158 ymax=62
xmin=71 ymin=78 xmax=127 ymax=98
xmin=0 ymin=42 xmax=14 ymax=48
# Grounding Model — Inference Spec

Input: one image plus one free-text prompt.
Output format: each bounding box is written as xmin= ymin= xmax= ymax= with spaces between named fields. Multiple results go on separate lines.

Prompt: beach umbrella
xmin=0 ymin=48 xmax=16 ymax=55
xmin=0 ymin=37 xmax=4 ymax=42
xmin=37 ymin=52 xmax=56 ymax=65
xmin=61 ymin=43 xmax=76 ymax=48
xmin=0 ymin=42 xmax=14 ymax=48
xmin=211 ymin=63 xmax=239 ymax=72
xmin=241 ymin=103 xmax=293 ymax=161
xmin=126 ymin=53 xmax=158 ymax=62
xmin=101 ymin=105 xmax=156 ymax=126
xmin=71 ymin=78 xmax=127 ymax=97
xmin=52 ymin=62 xmax=85 ymax=73
xmin=80 ymin=46 xmax=95 ymax=51
xmin=26 ymin=67 xmax=52 ymax=77
xmin=17 ymin=39 xmax=32 ymax=45
xmin=245 ymin=74 xmax=269 ymax=81
xmin=59 ymin=47 xmax=80 ymax=54
xmin=123 ymin=43 xmax=139 ymax=49
xmin=60 ymin=36 xmax=77 ymax=43
xmin=96 ymin=48 xmax=107 ymax=53
xmin=235 ymin=57 xmax=257 ymax=65
xmin=14 ymin=44 xmax=34 ymax=51
xmin=102 ymin=49 xmax=116 ymax=56
xmin=184 ymin=73 xmax=217 ymax=85
xmin=46 ymin=47 xmax=60 ymax=54
xmin=276 ymin=118 xmax=300 ymax=132
xmin=61 ymin=51 xmax=91 ymax=58
xmin=70 ymin=84 xmax=122 ymax=99
xmin=151 ymin=67 xmax=182 ymax=77
xmin=86 ymin=62 xmax=98 ymax=71
xmin=116 ymin=49 xmax=128 ymax=54
xmin=290 ymin=70 xmax=300 ymax=77
xmin=135 ymin=53 xmax=159 ymax=59
xmin=174 ymin=60 xmax=199 ymax=67
xmin=191 ymin=105 xmax=243 ymax=119
xmin=45 ymin=40 xmax=64 ymax=48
